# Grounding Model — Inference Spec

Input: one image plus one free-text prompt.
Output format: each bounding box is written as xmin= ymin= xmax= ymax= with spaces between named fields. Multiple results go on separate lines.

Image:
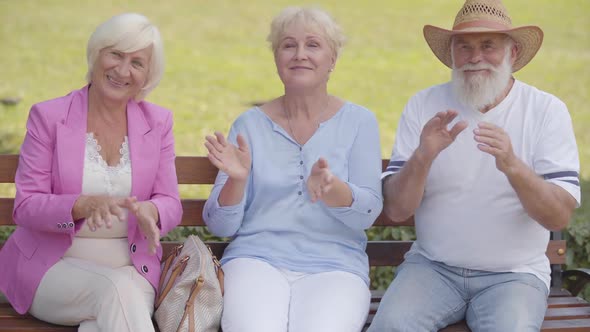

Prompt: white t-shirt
xmin=383 ymin=80 xmax=580 ymax=290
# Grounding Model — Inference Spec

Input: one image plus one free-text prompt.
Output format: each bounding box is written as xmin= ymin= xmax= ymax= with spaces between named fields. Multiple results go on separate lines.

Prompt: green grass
xmin=0 ymin=0 xmax=589 ymax=293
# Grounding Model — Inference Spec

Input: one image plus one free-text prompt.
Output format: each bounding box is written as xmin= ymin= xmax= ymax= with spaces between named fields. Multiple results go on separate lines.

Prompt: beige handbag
xmin=154 ymin=235 xmax=224 ymax=332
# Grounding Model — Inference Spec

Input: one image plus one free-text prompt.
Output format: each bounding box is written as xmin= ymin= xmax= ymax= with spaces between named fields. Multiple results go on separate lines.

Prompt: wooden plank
xmin=0 ymin=155 xmax=17 ymax=184
xmin=3 ymin=291 xmax=590 ymax=331
xmin=0 ymin=196 xmax=569 ymax=266
xmin=365 ymin=241 xmax=413 ymax=266
xmin=370 ymin=289 xmax=385 ymax=302
xmin=0 ymin=155 xmax=218 ymax=185
xmin=439 ymin=323 xmax=471 ymax=332
xmin=364 ymin=317 xmax=475 ymax=332
xmin=162 ymin=240 xmax=412 ymax=267
xmin=0 ymin=198 xmax=12 ymax=226
xmin=180 ymin=199 xmax=205 ymax=226
xmin=365 ymin=306 xmax=590 ymax=332
xmin=162 ymin=241 xmax=227 ymax=260
xmin=373 ymin=214 xmax=414 ymax=226
xmin=547 ymin=240 xmax=567 ymax=265
xmin=0 ymin=239 xmax=563 ymax=269
xmin=541 ymin=319 xmax=590 ymax=331
xmin=0 ymin=319 xmax=75 ymax=331
xmin=0 ymin=193 xmax=412 ymax=229
xmin=368 ymin=295 xmax=590 ymax=319
xmin=0 ymin=198 xmax=211 ymax=227
xmin=181 ymin=199 xmax=416 ymax=227
xmin=548 ymin=297 xmax=590 ymax=308
xmin=551 ymin=288 xmax=575 ymax=297
xmin=162 ymin=241 xmax=413 ymax=267
xmin=545 ymin=307 xmax=590 ymax=320
xmin=0 ymin=156 xmax=391 ymax=186
xmin=0 ymin=303 xmax=22 ymax=319
xmin=175 ymin=156 xmax=217 ymax=185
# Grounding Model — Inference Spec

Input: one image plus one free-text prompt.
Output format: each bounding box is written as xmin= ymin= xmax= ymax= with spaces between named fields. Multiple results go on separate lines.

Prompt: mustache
xmin=457 ymin=63 xmax=496 ymax=72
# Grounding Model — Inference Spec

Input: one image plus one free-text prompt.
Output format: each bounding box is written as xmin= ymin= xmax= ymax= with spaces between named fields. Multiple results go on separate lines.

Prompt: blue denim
xmin=367 ymin=253 xmax=548 ymax=332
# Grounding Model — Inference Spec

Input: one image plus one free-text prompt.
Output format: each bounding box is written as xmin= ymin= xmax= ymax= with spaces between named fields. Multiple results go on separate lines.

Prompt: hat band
xmin=453 ymin=19 xmax=511 ymax=32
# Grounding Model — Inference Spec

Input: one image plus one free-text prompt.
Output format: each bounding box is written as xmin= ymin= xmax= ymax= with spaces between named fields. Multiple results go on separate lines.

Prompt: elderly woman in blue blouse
xmin=203 ymin=6 xmax=382 ymax=332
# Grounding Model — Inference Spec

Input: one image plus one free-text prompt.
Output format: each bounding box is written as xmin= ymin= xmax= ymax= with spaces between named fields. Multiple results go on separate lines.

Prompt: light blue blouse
xmin=203 ymin=102 xmax=383 ymax=285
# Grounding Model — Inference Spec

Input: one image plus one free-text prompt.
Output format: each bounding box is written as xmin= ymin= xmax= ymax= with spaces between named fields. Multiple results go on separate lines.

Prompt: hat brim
xmin=423 ymin=24 xmax=543 ymax=72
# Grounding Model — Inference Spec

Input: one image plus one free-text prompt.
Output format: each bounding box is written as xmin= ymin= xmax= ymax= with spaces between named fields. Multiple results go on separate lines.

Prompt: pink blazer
xmin=0 ymin=86 xmax=182 ymax=314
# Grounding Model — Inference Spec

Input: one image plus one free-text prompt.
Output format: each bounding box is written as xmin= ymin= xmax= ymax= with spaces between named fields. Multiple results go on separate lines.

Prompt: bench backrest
xmin=0 ymin=155 xmax=567 ymax=287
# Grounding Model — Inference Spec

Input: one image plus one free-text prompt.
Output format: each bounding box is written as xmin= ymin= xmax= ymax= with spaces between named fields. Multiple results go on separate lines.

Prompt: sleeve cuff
xmin=547 ymin=179 xmax=581 ymax=208
xmin=328 ymin=182 xmax=377 ymax=216
xmin=381 ymin=170 xmax=395 ymax=180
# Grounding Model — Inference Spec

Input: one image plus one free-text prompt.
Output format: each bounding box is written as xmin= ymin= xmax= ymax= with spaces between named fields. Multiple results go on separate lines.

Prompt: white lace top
xmin=63 ymin=133 xmax=133 ymax=268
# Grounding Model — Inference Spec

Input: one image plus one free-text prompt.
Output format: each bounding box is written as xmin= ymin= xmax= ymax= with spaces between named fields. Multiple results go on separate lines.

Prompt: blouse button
xmin=298 ymin=191 xmax=302 ymax=196
xmin=131 ymin=244 xmax=137 ymax=253
xmin=299 ymin=161 xmax=303 ymax=165
xmin=141 ymin=265 xmax=149 ymax=273
xmin=299 ymin=175 xmax=304 ymax=180
xmin=367 ymin=209 xmax=372 ymax=213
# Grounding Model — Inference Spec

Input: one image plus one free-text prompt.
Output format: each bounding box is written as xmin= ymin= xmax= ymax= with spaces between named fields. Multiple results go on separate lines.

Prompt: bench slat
xmin=541 ymin=319 xmax=590 ymax=331
xmin=0 ymin=197 xmax=414 ymax=227
xmin=0 ymin=155 xmax=17 ymax=184
xmin=549 ymin=297 xmax=590 ymax=308
xmin=0 ymin=196 xmax=568 ymax=265
xmin=175 ymin=156 xmax=218 ymax=184
xmin=0 ymin=198 xmax=12 ymax=226
xmin=545 ymin=307 xmax=590 ymax=320
xmin=161 ymin=241 xmax=414 ymax=266
xmin=367 ymin=296 xmax=590 ymax=318
xmin=369 ymin=289 xmax=589 ymax=304
xmin=4 ymin=301 xmax=590 ymax=332
xmin=0 ymin=155 xmax=219 ymax=185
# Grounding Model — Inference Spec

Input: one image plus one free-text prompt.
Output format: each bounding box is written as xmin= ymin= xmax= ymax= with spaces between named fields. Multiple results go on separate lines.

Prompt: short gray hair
xmin=86 ymin=13 xmax=164 ymax=100
xmin=267 ymin=7 xmax=346 ymax=58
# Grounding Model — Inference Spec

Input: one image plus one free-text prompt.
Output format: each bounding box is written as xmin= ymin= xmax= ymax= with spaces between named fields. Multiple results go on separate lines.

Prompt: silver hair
xmin=86 ymin=13 xmax=164 ymax=100
xmin=267 ymin=7 xmax=346 ymax=58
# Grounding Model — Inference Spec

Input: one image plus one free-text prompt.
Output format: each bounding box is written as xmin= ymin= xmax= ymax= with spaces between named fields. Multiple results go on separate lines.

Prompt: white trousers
xmin=29 ymin=257 xmax=155 ymax=332
xmin=221 ymin=258 xmax=371 ymax=332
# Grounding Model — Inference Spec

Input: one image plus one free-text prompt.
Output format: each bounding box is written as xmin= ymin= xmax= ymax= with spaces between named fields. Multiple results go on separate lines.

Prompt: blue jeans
xmin=367 ymin=253 xmax=548 ymax=332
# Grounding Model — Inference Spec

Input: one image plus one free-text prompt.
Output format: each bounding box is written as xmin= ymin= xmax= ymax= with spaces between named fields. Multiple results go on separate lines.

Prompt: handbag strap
xmin=217 ymin=266 xmax=225 ymax=296
xmin=176 ymin=276 xmax=205 ymax=332
xmin=157 ymin=244 xmax=184 ymax=292
xmin=207 ymin=245 xmax=225 ymax=295
xmin=155 ymin=255 xmax=190 ymax=309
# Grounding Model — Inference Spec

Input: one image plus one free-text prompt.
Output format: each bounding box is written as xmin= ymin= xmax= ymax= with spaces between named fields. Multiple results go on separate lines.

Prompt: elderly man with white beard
xmin=368 ymin=1 xmax=580 ymax=331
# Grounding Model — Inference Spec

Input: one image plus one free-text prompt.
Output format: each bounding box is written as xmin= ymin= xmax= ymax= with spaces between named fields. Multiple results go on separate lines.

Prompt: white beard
xmin=451 ymin=50 xmax=513 ymax=112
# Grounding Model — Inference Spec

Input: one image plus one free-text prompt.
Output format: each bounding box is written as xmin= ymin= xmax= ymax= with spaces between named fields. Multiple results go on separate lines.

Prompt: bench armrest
xmin=563 ymin=268 xmax=590 ymax=296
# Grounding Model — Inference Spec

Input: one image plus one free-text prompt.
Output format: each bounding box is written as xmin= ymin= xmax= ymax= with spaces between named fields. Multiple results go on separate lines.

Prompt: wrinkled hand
xmin=122 ymin=197 xmax=160 ymax=255
xmin=418 ymin=110 xmax=467 ymax=160
xmin=74 ymin=195 xmax=127 ymax=231
xmin=205 ymin=132 xmax=251 ymax=181
xmin=307 ymin=158 xmax=334 ymax=203
xmin=474 ymin=122 xmax=517 ymax=174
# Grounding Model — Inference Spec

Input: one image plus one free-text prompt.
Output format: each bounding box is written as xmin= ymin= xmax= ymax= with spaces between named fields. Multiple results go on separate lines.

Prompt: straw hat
xmin=423 ymin=0 xmax=543 ymax=72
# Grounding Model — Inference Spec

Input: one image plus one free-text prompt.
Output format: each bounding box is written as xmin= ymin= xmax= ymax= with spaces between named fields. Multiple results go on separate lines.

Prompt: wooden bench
xmin=1 ymin=155 xmax=589 ymax=331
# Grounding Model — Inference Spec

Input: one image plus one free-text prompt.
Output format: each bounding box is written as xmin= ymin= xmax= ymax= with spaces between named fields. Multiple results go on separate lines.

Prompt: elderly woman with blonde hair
xmin=203 ymin=6 xmax=383 ymax=332
xmin=0 ymin=13 xmax=182 ymax=331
